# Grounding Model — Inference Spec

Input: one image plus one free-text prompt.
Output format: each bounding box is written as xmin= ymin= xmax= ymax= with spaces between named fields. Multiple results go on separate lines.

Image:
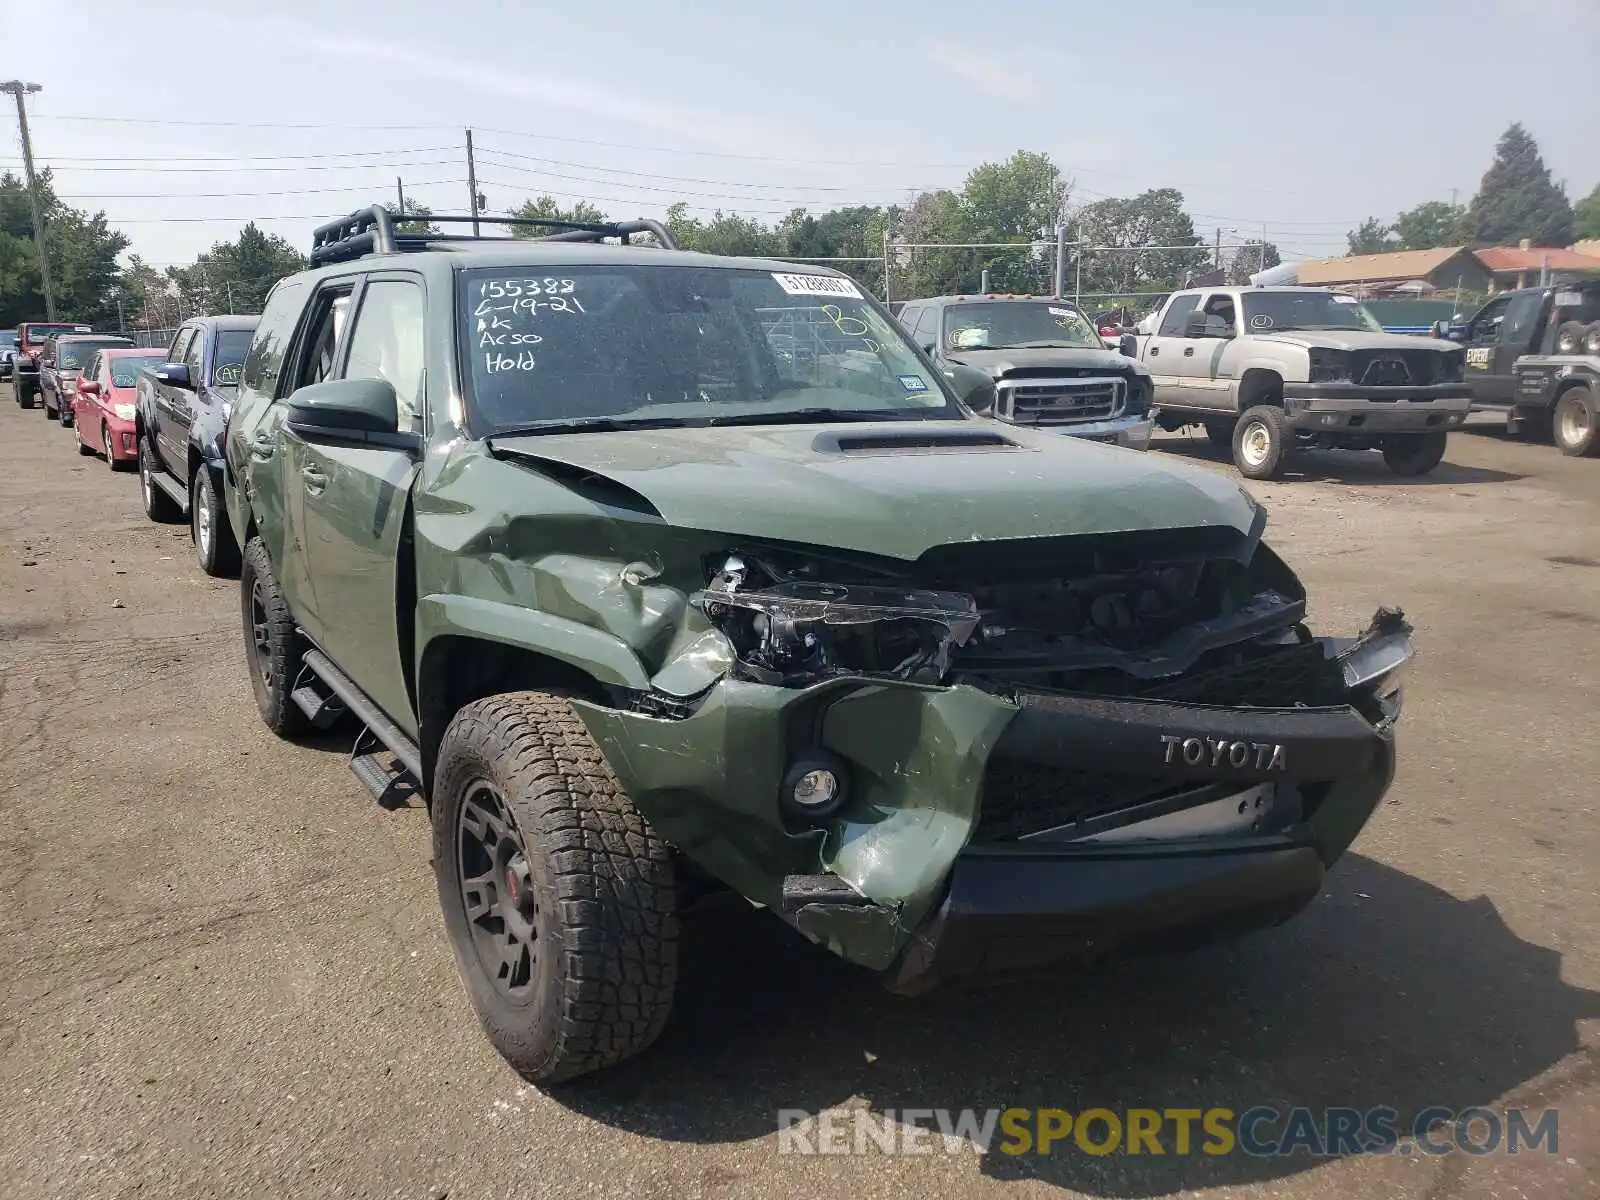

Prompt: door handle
xmin=301 ymin=466 xmax=328 ymax=495
xmin=1149 ymin=347 xmax=1159 ymax=356
xmin=1183 ymin=347 xmax=1195 ymax=357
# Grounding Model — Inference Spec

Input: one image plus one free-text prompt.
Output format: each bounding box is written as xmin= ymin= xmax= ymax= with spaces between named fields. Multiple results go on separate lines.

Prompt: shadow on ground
xmin=551 ymin=854 xmax=1599 ymax=1196
xmin=1155 ymin=433 xmax=1527 ymax=486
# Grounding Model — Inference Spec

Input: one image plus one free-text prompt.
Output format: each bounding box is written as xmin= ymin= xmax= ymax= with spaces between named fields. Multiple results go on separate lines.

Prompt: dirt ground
xmin=1 ymin=401 xmax=1596 ymax=1200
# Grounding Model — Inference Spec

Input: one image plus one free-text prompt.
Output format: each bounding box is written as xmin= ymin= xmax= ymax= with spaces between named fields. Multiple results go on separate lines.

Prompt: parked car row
xmin=11 ymin=316 xmax=259 ymax=575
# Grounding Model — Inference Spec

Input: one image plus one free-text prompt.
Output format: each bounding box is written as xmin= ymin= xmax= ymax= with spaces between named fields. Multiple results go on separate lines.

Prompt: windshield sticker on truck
xmin=771 ymin=273 xmax=863 ymax=299
xmin=1249 ymin=314 xmax=1275 ymax=329
xmin=1048 ymin=307 xmax=1074 ymax=317
xmin=897 ymin=374 xmax=930 ymax=393
xmin=213 ymin=363 xmax=242 ymax=385
xmin=1332 ymin=294 xmax=1360 ymax=304
xmin=1555 ymin=292 xmax=1584 ymax=308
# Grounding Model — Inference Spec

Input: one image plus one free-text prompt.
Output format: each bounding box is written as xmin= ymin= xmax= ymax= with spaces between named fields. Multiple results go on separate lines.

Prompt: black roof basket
xmin=309 ymin=206 xmax=680 ymax=266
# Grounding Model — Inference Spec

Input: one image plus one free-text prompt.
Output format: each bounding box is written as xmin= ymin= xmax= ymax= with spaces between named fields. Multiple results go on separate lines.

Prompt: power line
xmin=1 ymin=144 xmax=456 ymax=163
xmin=475 ymin=178 xmax=790 ymax=217
xmin=474 ymin=155 xmax=922 ymax=207
xmin=0 ymin=156 xmax=461 ymax=174
xmin=59 ymin=177 xmax=465 ymax=199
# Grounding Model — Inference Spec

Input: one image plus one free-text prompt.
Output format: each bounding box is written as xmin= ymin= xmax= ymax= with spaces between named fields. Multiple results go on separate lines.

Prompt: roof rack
xmin=309 ymin=207 xmax=680 ymax=266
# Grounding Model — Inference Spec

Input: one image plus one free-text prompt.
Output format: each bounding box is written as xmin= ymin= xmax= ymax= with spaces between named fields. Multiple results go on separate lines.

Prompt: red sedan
xmin=73 ymin=347 xmax=167 ymax=469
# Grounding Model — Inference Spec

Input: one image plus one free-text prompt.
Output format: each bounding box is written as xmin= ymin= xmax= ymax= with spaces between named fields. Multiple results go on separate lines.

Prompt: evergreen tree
xmin=1463 ymin=123 xmax=1573 ymax=247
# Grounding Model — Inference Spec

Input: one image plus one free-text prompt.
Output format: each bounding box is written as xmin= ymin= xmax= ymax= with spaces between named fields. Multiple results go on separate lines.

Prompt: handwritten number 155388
xmin=479 ymin=278 xmax=576 ymax=299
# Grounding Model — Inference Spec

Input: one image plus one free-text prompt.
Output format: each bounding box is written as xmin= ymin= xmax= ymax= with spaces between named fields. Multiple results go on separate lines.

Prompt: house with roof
xmin=1295 ymin=247 xmax=1490 ymax=298
xmin=1475 ymin=244 xmax=1600 ymax=290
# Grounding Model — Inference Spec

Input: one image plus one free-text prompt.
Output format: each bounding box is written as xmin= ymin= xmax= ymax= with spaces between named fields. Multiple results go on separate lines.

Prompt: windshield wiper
xmin=487 ymin=415 xmax=693 ymax=438
xmin=705 ymin=407 xmax=922 ymax=427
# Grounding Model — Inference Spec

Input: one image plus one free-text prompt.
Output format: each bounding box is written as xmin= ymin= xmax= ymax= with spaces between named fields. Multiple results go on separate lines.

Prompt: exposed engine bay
xmin=693 ymin=527 xmax=1317 ymax=696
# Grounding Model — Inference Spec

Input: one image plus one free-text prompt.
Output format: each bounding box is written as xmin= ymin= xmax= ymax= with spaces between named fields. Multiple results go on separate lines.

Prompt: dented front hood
xmin=492 ymin=421 xmax=1256 ymax=560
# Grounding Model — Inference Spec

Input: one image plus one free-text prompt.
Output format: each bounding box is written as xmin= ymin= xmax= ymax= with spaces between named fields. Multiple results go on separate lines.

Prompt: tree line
xmin=1346 ymin=123 xmax=1599 ymax=255
xmin=2 ymin=124 xmax=1594 ymax=331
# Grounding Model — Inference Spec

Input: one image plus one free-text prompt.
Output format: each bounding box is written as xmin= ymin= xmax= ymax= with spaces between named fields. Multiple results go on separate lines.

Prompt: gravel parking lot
xmin=1 ymin=401 xmax=1596 ymax=1200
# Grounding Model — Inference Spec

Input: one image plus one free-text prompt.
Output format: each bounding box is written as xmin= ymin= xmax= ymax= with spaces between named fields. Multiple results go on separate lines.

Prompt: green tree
xmin=1346 ymin=217 xmax=1396 ymax=255
xmin=662 ymin=203 xmax=780 ymax=257
xmin=167 ymin=222 xmax=306 ymax=315
xmin=383 ymin=197 xmax=438 ymax=236
xmin=122 ymin=254 xmax=180 ymax=332
xmin=895 ymin=189 xmax=981 ymax=298
xmin=1225 ymin=240 xmax=1281 ymax=285
xmin=1574 ymin=183 xmax=1600 ymax=241
xmin=1462 ymin=123 xmax=1573 ymax=247
xmin=958 ymin=151 xmax=1067 ymax=293
xmin=510 ymin=195 xmax=609 ymax=237
xmin=0 ymin=169 xmax=129 ymax=328
xmin=1071 ymin=188 xmax=1208 ymax=294
xmin=777 ymin=204 xmax=887 ymax=296
xmin=1393 ymin=201 xmax=1466 ymax=250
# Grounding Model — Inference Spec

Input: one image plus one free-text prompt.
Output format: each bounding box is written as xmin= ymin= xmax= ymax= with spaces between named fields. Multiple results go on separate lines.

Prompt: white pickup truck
xmin=1125 ymin=286 xmax=1472 ymax=479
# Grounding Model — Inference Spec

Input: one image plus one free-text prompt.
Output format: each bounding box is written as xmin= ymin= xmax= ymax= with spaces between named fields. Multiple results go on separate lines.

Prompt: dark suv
xmin=896 ymin=294 xmax=1154 ymax=448
xmin=41 ymin=333 xmax=134 ymax=425
xmin=224 ymin=205 xmax=1415 ymax=1084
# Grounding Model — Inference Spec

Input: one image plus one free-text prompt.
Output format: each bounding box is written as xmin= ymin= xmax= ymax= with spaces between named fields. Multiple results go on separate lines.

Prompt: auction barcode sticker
xmin=771 ymin=273 xmax=863 ymax=298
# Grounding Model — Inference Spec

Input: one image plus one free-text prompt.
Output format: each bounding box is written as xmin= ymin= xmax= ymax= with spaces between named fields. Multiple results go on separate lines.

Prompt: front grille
xmin=996 ymin=375 xmax=1125 ymax=424
xmin=974 ymin=641 xmax=1346 ymax=841
xmin=1351 ymin=349 xmax=1443 ymax=387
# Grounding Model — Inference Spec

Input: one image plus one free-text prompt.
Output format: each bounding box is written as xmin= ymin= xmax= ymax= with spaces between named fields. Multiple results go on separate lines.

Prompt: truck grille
xmin=1351 ymin=349 xmax=1443 ymax=388
xmin=996 ymin=375 xmax=1125 ymax=425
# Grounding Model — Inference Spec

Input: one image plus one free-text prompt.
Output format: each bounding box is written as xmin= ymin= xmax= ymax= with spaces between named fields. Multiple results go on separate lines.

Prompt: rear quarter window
xmin=239 ymin=279 xmax=311 ymax=400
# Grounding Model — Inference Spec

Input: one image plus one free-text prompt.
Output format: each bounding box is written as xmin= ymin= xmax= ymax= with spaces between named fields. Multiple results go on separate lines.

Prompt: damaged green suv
xmin=225 ymin=207 xmax=1413 ymax=1083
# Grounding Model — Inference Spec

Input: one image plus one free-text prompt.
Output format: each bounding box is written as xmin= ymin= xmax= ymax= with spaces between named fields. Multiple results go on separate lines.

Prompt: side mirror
xmin=1183 ymin=311 xmax=1209 ymax=337
xmin=946 ymin=363 xmax=994 ymax=414
xmin=1429 ymin=320 xmax=1449 ymax=338
xmin=1119 ymin=333 xmax=1140 ymax=359
xmin=286 ymin=377 xmax=420 ymax=454
xmin=79 ymin=379 xmax=100 ymax=395
xmin=155 ymin=363 xmax=192 ymax=388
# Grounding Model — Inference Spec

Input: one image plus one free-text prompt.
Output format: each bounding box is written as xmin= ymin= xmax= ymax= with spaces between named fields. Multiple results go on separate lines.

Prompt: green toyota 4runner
xmin=225 ymin=207 xmax=1415 ymax=1083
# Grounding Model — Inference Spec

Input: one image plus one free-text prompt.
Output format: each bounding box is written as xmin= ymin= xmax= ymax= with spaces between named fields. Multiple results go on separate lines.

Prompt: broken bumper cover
xmin=1282 ymin=384 xmax=1471 ymax=433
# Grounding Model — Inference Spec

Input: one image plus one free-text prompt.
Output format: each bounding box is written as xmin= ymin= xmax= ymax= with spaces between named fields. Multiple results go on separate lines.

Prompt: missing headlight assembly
xmin=694 ymin=553 xmax=980 ymax=685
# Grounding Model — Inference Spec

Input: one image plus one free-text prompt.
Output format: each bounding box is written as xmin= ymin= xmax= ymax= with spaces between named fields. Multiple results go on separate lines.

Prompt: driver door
xmin=1462 ymin=295 xmax=1513 ymax=405
xmin=1144 ymin=294 xmax=1200 ymax=406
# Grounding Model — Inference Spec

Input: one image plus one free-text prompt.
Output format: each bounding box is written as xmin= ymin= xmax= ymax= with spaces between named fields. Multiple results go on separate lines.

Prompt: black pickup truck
xmin=135 ymin=315 xmax=259 ymax=576
xmin=1510 ymin=355 xmax=1600 ymax=456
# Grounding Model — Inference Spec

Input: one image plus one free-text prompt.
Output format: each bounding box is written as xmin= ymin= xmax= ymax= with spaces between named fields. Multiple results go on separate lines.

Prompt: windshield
xmin=0 ymin=332 xmax=16 ymax=348
xmin=213 ymin=329 xmax=254 ymax=384
xmin=25 ymin=323 xmax=90 ymax=343
xmin=1240 ymin=292 xmax=1383 ymax=333
xmin=58 ymin=339 xmax=131 ymax=370
xmin=109 ymin=353 xmax=166 ymax=387
xmin=460 ymin=265 xmax=955 ymax=434
xmin=943 ymin=302 xmax=1102 ymax=350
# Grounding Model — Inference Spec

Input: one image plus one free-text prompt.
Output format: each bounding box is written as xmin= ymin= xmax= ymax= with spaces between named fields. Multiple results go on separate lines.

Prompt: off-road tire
xmin=1203 ymin=419 xmax=1234 ymax=449
xmin=1553 ymin=385 xmax=1600 ymax=457
xmin=1233 ymin=405 xmax=1292 ymax=480
xmin=192 ymin=467 xmax=241 ymax=577
xmin=239 ymin=537 xmax=309 ymax=737
xmin=138 ymin=434 xmax=184 ymax=524
xmin=15 ymin=380 xmax=34 ymax=409
xmin=1555 ymin=320 xmax=1588 ymax=356
xmin=1583 ymin=323 xmax=1600 ymax=358
xmin=1382 ymin=430 xmax=1449 ymax=475
xmin=432 ymin=692 xmax=679 ymax=1084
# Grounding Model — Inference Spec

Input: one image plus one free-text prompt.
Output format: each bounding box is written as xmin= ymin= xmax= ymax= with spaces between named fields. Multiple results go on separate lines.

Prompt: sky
xmin=11 ymin=0 xmax=1600 ymax=272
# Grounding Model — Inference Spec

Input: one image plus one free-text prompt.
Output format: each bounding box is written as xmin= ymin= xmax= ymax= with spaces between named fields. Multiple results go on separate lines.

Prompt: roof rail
xmin=310 ymin=207 xmax=680 ymax=266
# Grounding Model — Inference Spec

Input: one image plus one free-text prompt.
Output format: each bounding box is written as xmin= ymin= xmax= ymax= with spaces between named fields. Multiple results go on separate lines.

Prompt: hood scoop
xmin=816 ymin=427 xmax=1022 ymax=456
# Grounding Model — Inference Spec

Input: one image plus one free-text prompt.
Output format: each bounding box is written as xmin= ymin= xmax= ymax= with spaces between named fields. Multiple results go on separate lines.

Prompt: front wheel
xmin=432 ymin=691 xmax=679 ymax=1084
xmin=1233 ymin=405 xmax=1292 ymax=480
xmin=192 ymin=467 xmax=241 ymax=577
xmin=1382 ymin=431 xmax=1449 ymax=475
xmin=1553 ymin=386 xmax=1600 ymax=457
xmin=239 ymin=537 xmax=309 ymax=737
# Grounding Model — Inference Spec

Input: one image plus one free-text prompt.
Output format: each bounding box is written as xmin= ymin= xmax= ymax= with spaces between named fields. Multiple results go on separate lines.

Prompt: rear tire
xmin=1555 ymin=320 xmax=1588 ymax=356
xmin=139 ymin=434 xmax=184 ymax=523
xmin=1553 ymin=385 xmax=1600 ymax=457
xmin=192 ymin=467 xmax=241 ymax=577
xmin=1232 ymin=405 xmax=1292 ymax=480
xmin=239 ymin=537 xmax=309 ymax=737
xmin=58 ymin=398 xmax=73 ymax=428
xmin=432 ymin=691 xmax=679 ymax=1084
xmin=1382 ymin=430 xmax=1449 ymax=475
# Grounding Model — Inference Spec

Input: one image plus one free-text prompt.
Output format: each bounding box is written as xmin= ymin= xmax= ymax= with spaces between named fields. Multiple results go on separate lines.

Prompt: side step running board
xmin=301 ymin=648 xmax=423 ymax=780
xmin=148 ymin=467 xmax=189 ymax=513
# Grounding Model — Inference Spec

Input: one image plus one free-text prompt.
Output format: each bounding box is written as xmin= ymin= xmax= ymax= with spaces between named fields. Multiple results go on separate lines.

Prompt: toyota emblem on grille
xmin=1161 ymin=733 xmax=1286 ymax=771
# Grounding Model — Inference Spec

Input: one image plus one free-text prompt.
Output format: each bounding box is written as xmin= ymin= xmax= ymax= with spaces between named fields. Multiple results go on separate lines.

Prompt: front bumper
xmin=1282 ymin=384 xmax=1471 ymax=433
xmin=577 ymin=621 xmax=1405 ymax=985
xmin=1033 ymin=413 xmax=1153 ymax=450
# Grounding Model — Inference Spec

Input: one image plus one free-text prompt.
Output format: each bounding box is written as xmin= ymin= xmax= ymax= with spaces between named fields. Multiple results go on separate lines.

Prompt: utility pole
xmin=1055 ymin=223 xmax=1068 ymax=298
xmin=226 ymin=280 xmax=235 ymax=314
xmin=1214 ymin=226 xmax=1222 ymax=272
xmin=2 ymin=80 xmax=55 ymax=320
xmin=396 ymin=176 xmax=405 ymax=212
xmin=882 ymin=226 xmax=891 ymax=306
xmin=1260 ymin=222 xmax=1268 ymax=275
xmin=465 ymin=128 xmax=481 ymax=235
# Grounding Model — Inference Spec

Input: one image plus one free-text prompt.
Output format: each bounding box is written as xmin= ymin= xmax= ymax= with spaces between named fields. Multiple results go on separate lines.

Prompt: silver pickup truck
xmin=1129 ymin=286 xmax=1471 ymax=479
